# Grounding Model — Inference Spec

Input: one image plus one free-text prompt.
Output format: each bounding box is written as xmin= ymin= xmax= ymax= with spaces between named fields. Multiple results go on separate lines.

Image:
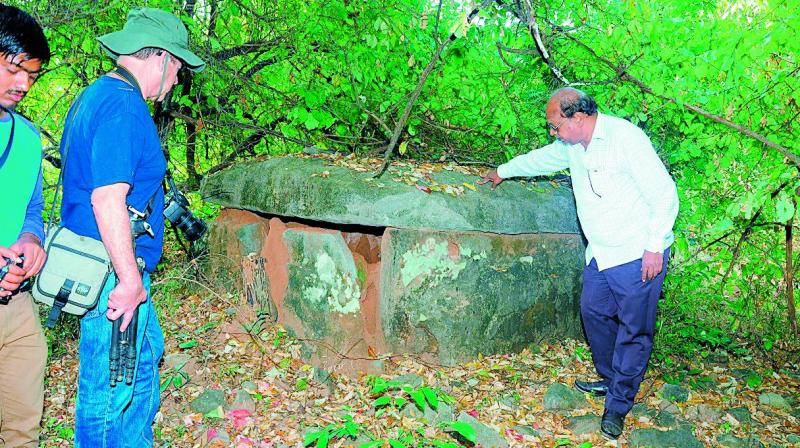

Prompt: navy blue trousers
xmin=580 ymin=250 xmax=669 ymax=415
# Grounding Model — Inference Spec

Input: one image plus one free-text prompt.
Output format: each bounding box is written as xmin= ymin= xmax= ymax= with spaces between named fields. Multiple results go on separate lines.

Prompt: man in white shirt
xmin=479 ymin=87 xmax=678 ymax=440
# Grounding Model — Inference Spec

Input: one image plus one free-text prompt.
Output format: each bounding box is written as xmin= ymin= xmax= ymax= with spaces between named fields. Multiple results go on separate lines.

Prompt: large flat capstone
xmin=202 ymin=155 xmax=585 ymax=375
xmin=201 ymin=155 xmax=579 ymax=234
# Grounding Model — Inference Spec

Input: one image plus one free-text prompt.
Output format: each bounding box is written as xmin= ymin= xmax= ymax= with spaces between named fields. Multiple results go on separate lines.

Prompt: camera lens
xmin=175 ymin=213 xmax=207 ymax=242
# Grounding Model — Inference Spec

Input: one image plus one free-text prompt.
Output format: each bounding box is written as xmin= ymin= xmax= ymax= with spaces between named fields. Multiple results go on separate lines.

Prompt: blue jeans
xmin=75 ymin=272 xmax=164 ymax=447
xmin=580 ymin=250 xmax=669 ymax=415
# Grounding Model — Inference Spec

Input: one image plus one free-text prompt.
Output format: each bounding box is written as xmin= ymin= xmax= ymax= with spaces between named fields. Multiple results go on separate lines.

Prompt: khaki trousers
xmin=0 ymin=292 xmax=46 ymax=447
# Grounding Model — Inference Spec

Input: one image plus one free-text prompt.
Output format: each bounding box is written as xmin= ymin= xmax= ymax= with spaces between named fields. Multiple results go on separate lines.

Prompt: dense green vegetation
xmin=14 ymin=0 xmax=800 ymax=367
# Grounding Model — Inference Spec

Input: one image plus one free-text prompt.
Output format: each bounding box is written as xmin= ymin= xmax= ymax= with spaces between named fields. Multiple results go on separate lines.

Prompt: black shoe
xmin=600 ymin=410 xmax=625 ymax=440
xmin=574 ymin=380 xmax=608 ymax=397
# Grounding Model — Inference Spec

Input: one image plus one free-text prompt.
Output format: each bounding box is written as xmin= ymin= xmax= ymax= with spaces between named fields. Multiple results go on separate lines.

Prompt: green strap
xmin=156 ymin=53 xmax=169 ymax=100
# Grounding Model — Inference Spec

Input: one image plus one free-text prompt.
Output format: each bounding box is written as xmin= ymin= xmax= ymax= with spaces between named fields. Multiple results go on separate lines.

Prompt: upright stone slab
xmin=282 ymin=228 xmax=368 ymax=368
xmin=380 ymin=229 xmax=583 ymax=365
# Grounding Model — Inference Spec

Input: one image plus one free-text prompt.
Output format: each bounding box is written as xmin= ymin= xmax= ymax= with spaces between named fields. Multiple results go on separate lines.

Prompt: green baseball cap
xmin=97 ymin=8 xmax=205 ymax=72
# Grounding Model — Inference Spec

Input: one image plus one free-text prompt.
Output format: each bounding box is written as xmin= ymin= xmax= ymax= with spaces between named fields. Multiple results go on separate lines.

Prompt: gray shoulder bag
xmin=33 ymin=94 xmax=113 ymax=328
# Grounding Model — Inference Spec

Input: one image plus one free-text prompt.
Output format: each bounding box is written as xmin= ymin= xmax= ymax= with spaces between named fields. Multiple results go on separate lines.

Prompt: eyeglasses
xmin=547 ymin=116 xmax=568 ymax=133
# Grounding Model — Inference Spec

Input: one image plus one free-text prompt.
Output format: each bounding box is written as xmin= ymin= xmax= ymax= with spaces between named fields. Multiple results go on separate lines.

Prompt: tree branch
xmin=522 ymin=0 xmax=569 ymax=84
xmin=376 ymin=0 xmax=495 ymax=177
xmin=563 ymin=33 xmax=800 ymax=168
xmin=720 ymin=180 xmax=792 ymax=291
xmin=213 ymin=39 xmax=282 ymax=61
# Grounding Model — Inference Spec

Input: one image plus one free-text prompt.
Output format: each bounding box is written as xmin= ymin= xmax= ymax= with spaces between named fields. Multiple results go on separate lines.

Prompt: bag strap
xmin=46 ymin=90 xmax=86 ymax=234
xmin=0 ymin=106 xmax=17 ymax=169
xmin=45 ymin=279 xmax=73 ymax=328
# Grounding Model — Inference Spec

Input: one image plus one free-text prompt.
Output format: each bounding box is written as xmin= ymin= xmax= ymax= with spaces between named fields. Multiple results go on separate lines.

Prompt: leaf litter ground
xmin=40 ymin=255 xmax=800 ymax=448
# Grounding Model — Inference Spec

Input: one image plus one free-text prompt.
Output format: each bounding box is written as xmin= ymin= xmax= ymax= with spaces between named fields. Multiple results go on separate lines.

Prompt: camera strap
xmin=0 ymin=106 xmax=16 ymax=169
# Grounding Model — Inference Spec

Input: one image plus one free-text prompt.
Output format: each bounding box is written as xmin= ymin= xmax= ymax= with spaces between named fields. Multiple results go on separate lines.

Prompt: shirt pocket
xmin=583 ymin=148 xmax=621 ymax=199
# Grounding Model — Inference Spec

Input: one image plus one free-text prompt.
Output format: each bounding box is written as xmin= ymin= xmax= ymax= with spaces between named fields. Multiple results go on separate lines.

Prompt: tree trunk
xmin=787 ymin=201 xmax=797 ymax=334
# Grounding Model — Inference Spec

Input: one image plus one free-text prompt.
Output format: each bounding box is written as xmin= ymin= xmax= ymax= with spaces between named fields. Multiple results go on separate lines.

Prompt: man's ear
xmin=155 ymin=51 xmax=169 ymax=73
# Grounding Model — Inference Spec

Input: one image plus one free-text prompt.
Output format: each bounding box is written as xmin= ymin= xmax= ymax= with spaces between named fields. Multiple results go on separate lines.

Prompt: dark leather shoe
xmin=574 ymin=380 xmax=608 ymax=396
xmin=600 ymin=410 xmax=625 ymax=440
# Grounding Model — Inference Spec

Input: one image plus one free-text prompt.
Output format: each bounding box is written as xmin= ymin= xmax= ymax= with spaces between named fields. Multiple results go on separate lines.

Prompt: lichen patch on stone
xmin=400 ymin=237 xmax=467 ymax=288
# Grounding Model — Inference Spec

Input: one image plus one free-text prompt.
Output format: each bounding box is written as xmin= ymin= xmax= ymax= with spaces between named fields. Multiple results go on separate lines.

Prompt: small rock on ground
xmin=727 ymin=407 xmax=752 ymax=424
xmin=456 ymin=411 xmax=509 ymax=448
xmin=685 ymin=404 xmax=722 ymax=423
xmin=191 ymin=389 xmax=226 ymax=415
xmin=758 ymin=392 xmax=791 ymax=411
xmin=543 ymin=383 xmax=587 ymax=411
xmin=660 ymin=383 xmax=690 ymax=403
xmin=628 ymin=428 xmax=703 ymax=448
xmin=567 ymin=414 xmax=599 ymax=435
xmin=717 ymin=433 xmax=764 ymax=448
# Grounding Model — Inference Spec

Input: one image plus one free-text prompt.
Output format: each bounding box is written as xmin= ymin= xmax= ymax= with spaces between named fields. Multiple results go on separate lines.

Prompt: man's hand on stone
xmin=641 ymin=250 xmax=663 ymax=282
xmin=107 ymin=277 xmax=147 ymax=332
xmin=9 ymin=233 xmax=46 ymax=279
xmin=477 ymin=170 xmax=504 ymax=190
xmin=0 ymin=246 xmax=25 ymax=295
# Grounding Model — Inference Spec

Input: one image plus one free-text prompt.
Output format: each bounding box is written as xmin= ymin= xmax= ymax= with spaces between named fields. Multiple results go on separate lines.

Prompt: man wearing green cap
xmin=58 ymin=8 xmax=204 ymax=446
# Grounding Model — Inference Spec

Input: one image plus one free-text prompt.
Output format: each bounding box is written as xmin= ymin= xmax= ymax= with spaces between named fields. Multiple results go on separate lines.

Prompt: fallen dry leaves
xmin=39 ymin=255 xmax=800 ymax=447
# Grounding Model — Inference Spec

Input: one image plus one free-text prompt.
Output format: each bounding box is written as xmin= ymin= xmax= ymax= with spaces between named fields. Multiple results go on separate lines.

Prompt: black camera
xmin=0 ymin=255 xmax=27 ymax=304
xmin=164 ymin=176 xmax=207 ymax=242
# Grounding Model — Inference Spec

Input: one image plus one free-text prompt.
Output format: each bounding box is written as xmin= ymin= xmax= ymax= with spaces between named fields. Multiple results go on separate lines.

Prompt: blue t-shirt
xmin=60 ymin=76 xmax=166 ymax=272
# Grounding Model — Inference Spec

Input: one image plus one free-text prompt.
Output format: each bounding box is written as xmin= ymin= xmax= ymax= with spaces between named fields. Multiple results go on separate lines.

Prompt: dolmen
xmin=200 ymin=154 xmax=585 ymax=375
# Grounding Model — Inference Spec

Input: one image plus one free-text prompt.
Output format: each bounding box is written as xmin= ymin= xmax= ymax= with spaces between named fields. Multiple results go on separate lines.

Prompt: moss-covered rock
xmin=380 ymin=228 xmax=583 ymax=366
xmin=200 ymin=156 xmax=579 ymax=235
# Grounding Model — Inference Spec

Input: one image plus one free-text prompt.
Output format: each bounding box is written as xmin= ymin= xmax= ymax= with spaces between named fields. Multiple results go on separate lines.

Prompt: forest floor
xmin=39 ymin=263 xmax=800 ymax=448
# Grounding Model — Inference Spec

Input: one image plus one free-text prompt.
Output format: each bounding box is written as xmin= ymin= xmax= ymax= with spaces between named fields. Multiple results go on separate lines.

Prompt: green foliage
xmin=10 ymin=0 xmax=800 ymax=362
xmin=369 ymin=376 xmax=453 ymax=416
xmin=354 ymin=376 xmax=474 ymax=447
xmin=442 ymin=421 xmax=476 ymax=444
xmin=160 ymin=360 xmax=190 ymax=393
xmin=303 ymin=415 xmax=360 ymax=448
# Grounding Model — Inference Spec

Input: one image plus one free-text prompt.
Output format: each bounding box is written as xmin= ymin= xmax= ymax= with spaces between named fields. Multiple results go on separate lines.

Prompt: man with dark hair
xmin=58 ymin=8 xmax=204 ymax=446
xmin=0 ymin=4 xmax=50 ymax=447
xmin=479 ymin=87 xmax=679 ymax=440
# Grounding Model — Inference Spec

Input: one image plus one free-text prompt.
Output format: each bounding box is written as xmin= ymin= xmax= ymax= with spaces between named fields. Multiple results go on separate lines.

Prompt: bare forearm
xmin=91 ymin=184 xmax=139 ymax=283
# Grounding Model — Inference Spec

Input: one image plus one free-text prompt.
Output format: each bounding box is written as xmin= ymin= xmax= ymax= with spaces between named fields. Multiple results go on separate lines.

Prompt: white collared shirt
xmin=497 ymin=113 xmax=679 ymax=270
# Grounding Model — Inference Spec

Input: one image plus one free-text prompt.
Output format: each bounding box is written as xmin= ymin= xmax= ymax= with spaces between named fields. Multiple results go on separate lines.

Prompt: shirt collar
xmin=590 ymin=112 xmax=608 ymax=143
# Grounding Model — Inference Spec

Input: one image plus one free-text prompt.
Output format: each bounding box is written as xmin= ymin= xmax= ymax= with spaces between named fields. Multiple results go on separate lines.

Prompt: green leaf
xmin=745 ymin=372 xmax=762 ymax=388
xmin=178 ymin=340 xmax=197 ymax=349
xmin=358 ymin=442 xmax=385 ymax=448
xmin=775 ymin=195 xmax=795 ymax=223
xmin=409 ymin=389 xmax=426 ymax=411
xmin=373 ymin=396 xmax=392 ymax=407
xmin=303 ymin=430 xmax=324 ymax=447
xmin=205 ymin=406 xmax=225 ymax=419
xmin=444 ymin=421 xmax=476 ymax=443
xmin=370 ymin=378 xmax=387 ymax=395
xmin=316 ymin=432 xmax=330 ymax=448
xmin=388 ymin=439 xmax=407 ymax=448
xmin=304 ymin=113 xmax=320 ymax=130
xmin=421 ymin=387 xmax=439 ymax=410
xmin=399 ymin=141 xmax=408 ymax=155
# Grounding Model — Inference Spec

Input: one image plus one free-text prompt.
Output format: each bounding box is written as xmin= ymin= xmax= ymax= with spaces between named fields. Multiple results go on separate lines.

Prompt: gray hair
xmin=130 ymin=47 xmax=163 ymax=60
xmin=555 ymin=88 xmax=598 ymax=117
